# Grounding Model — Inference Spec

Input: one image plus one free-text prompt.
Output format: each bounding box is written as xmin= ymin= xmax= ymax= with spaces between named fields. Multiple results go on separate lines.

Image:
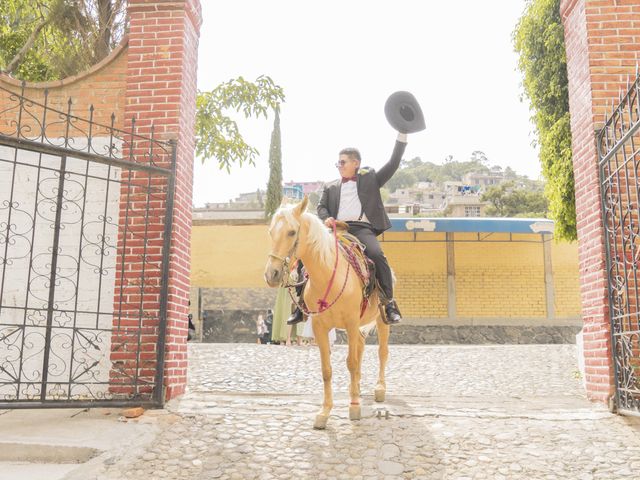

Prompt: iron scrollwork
xmin=0 ymin=83 xmax=176 ymax=407
xmin=597 ymin=74 xmax=640 ymax=415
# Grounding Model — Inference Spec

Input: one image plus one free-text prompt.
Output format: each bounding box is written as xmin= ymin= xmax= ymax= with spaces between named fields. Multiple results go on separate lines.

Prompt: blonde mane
xmin=273 ymin=206 xmax=333 ymax=266
xmin=302 ymin=212 xmax=333 ymax=265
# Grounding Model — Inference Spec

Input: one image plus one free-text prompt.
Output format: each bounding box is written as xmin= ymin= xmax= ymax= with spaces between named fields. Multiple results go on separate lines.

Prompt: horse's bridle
xmin=269 ymin=218 xmax=352 ymax=315
xmin=267 ymin=227 xmax=300 ymax=284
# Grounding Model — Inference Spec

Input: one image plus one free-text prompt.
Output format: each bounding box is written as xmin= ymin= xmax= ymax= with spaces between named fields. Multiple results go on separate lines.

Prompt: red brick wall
xmin=0 ymin=42 xmax=127 ymax=132
xmin=561 ymin=0 xmax=640 ymax=403
xmin=125 ymin=0 xmax=202 ymax=401
xmin=0 ymin=0 xmax=201 ymax=404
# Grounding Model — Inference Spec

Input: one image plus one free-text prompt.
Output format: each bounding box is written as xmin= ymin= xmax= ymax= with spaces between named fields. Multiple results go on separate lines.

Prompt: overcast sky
xmin=193 ymin=0 xmax=539 ymax=206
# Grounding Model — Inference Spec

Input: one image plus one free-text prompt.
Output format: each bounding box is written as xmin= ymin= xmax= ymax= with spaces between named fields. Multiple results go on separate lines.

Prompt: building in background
xmin=445 ymin=193 xmax=487 ymax=217
xmin=283 ymin=180 xmax=324 ymax=200
xmin=385 ymin=179 xmax=490 ymax=218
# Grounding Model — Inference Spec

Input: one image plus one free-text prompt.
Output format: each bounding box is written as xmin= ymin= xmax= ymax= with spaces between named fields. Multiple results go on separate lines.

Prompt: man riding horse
xmin=287 ymin=91 xmax=425 ymax=326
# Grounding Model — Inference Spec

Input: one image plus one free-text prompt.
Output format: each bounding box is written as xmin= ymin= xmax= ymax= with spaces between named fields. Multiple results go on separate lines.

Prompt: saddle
xmin=291 ymin=222 xmax=379 ymax=318
xmin=334 ymin=222 xmax=377 ymax=313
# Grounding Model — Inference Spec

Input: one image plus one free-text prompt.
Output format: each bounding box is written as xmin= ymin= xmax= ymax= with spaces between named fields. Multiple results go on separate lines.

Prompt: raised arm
xmin=376 ymin=133 xmax=408 ymax=187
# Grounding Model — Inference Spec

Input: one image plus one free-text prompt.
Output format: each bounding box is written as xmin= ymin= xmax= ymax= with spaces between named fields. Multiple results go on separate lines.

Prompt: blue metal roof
xmin=387 ymin=217 xmax=554 ymax=234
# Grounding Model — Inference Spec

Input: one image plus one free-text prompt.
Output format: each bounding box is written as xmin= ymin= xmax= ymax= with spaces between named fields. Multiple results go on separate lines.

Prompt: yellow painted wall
xmin=191 ymin=224 xmax=270 ymax=288
xmin=454 ymin=233 xmax=546 ymax=319
xmin=381 ymin=232 xmax=448 ymax=318
xmin=551 ymin=241 xmax=582 ymax=319
xmin=191 ymin=223 xmax=581 ymax=323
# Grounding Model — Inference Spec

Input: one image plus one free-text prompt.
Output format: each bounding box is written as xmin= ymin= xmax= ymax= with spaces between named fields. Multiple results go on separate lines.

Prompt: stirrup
xmin=383 ymin=299 xmax=402 ymax=325
xmin=287 ymin=307 xmax=304 ymax=325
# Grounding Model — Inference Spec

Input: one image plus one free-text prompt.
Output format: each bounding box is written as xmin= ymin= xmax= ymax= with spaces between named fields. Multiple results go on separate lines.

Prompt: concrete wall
xmin=382 ymin=234 xmax=449 ymax=319
xmin=191 ymin=224 xmax=270 ymax=288
xmin=455 ymin=233 xmax=545 ymax=319
xmin=0 ymin=142 xmax=120 ymax=400
xmin=190 ymin=222 xmax=582 ymax=342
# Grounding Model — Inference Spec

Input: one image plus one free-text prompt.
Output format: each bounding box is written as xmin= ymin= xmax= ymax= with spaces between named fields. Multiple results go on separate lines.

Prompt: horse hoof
xmin=374 ymin=388 xmax=385 ymax=403
xmin=313 ymin=414 xmax=329 ymax=430
xmin=349 ymin=404 xmax=361 ymax=421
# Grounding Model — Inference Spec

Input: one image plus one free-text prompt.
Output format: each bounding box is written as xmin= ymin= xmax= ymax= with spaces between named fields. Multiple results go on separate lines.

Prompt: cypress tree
xmin=264 ymin=108 xmax=282 ymax=219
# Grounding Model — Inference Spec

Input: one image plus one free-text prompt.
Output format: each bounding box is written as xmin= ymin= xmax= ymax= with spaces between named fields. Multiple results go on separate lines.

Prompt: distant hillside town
xmin=194 ymin=154 xmax=547 ymax=222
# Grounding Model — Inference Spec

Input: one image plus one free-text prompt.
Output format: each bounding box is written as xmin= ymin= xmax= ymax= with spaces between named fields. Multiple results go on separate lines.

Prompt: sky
xmin=193 ymin=0 xmax=539 ymax=206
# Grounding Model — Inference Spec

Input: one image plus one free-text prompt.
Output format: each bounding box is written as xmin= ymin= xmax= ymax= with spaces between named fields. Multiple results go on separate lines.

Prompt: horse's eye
xmin=288 ymin=230 xmax=296 ymax=237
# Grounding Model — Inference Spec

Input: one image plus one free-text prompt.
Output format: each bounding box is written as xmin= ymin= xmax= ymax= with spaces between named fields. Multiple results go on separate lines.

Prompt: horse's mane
xmin=275 ymin=206 xmax=333 ymax=266
xmin=302 ymin=212 xmax=333 ymax=265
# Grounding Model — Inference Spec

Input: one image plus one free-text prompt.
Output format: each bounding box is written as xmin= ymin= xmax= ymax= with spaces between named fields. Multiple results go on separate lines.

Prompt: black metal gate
xmin=0 ymin=84 xmax=175 ymax=408
xmin=597 ymin=74 xmax=640 ymax=416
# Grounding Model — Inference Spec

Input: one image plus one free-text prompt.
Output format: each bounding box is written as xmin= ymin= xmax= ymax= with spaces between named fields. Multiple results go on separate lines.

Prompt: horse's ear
xmin=293 ymin=195 xmax=309 ymax=217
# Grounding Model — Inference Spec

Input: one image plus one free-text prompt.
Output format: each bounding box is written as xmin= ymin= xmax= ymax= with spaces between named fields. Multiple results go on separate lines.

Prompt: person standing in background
xmin=256 ymin=314 xmax=268 ymax=344
xmin=271 ymin=285 xmax=295 ymax=346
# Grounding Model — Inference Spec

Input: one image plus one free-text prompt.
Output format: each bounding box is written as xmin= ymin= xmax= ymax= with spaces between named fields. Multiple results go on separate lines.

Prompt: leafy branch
xmin=195 ymin=75 xmax=285 ymax=171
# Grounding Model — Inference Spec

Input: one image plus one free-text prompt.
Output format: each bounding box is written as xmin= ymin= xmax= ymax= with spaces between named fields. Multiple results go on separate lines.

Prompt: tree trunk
xmin=94 ymin=0 xmax=113 ymax=62
xmin=4 ymin=18 xmax=48 ymax=75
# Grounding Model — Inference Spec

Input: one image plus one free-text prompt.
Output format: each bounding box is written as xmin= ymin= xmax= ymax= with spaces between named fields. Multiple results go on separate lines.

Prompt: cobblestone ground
xmin=95 ymin=344 xmax=640 ymax=479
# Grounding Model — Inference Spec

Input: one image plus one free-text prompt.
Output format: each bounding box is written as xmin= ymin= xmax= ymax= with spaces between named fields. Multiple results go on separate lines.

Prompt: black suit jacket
xmin=317 ymin=140 xmax=407 ymax=235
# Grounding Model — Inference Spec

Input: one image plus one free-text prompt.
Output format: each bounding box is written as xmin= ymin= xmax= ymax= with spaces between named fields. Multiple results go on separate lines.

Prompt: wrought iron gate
xmin=0 ymin=84 xmax=175 ymax=408
xmin=597 ymin=74 xmax=640 ymax=416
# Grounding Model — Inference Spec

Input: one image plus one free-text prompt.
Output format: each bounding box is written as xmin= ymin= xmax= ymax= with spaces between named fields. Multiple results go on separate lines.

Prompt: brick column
xmin=125 ymin=0 xmax=202 ymax=401
xmin=560 ymin=0 xmax=640 ymax=403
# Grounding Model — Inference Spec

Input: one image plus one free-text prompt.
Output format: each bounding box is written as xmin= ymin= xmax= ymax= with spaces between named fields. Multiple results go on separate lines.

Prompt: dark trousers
xmin=348 ymin=223 xmax=393 ymax=300
xmin=294 ymin=261 xmax=304 ymax=296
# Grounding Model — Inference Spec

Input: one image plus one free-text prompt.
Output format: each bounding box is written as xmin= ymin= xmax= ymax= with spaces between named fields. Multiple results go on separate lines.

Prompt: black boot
xmin=383 ymin=300 xmax=402 ymax=325
xmin=287 ymin=306 xmax=304 ymax=325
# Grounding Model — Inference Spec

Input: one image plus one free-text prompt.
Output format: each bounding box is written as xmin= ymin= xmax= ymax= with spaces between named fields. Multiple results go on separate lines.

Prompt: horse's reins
xmin=274 ymin=220 xmax=350 ymax=315
xmin=317 ymin=221 xmax=341 ymax=311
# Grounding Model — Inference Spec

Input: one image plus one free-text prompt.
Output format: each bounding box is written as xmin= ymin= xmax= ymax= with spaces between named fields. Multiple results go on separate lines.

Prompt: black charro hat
xmin=384 ymin=91 xmax=426 ymax=134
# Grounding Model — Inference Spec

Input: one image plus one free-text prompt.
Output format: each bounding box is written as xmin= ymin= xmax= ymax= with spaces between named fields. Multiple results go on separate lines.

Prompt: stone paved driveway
xmin=94 ymin=343 xmax=640 ymax=479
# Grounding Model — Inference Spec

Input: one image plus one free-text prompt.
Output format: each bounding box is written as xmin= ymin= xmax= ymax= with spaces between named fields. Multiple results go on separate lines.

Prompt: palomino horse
xmin=264 ymin=196 xmax=390 ymax=429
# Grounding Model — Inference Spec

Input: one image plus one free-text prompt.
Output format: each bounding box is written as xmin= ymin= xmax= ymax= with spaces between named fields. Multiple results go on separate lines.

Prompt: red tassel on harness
xmin=317 ymin=299 xmax=329 ymax=312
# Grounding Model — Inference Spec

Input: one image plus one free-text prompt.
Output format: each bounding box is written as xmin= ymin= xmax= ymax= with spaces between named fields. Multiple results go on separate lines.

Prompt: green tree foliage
xmin=470 ymin=150 xmax=489 ymax=166
xmin=0 ymin=0 xmax=126 ymax=81
xmin=385 ymin=169 xmax=418 ymax=192
xmin=481 ymin=181 xmax=548 ymax=218
xmin=400 ymin=156 xmax=424 ymax=169
xmin=264 ymin=109 xmax=282 ymax=219
xmin=514 ymin=0 xmax=576 ymax=240
xmin=0 ymin=2 xmax=286 ymax=174
xmin=504 ymin=166 xmax=518 ymax=179
xmin=386 ymin=155 xmax=493 ymax=191
xmin=196 ymin=75 xmax=285 ymax=171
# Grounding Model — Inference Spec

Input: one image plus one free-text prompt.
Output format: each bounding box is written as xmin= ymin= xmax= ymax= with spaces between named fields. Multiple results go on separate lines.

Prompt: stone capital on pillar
xmin=127 ymin=0 xmax=202 ymax=35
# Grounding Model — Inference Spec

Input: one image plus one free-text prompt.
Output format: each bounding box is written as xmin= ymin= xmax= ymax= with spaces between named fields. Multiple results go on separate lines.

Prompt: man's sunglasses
xmin=335 ymin=160 xmax=353 ymax=167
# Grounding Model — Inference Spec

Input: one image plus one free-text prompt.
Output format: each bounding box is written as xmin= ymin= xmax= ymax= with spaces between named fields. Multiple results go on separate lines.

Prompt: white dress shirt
xmin=337 ymin=180 xmax=370 ymax=223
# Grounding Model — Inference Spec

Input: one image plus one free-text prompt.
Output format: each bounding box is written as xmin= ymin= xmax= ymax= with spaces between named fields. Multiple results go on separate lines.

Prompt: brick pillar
xmin=124 ymin=0 xmax=202 ymax=401
xmin=560 ymin=0 xmax=640 ymax=403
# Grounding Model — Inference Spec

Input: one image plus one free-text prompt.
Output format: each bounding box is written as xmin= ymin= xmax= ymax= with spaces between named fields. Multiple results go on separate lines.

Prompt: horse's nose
xmin=271 ymin=269 xmax=280 ymax=282
xmin=264 ymin=266 xmax=281 ymax=287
